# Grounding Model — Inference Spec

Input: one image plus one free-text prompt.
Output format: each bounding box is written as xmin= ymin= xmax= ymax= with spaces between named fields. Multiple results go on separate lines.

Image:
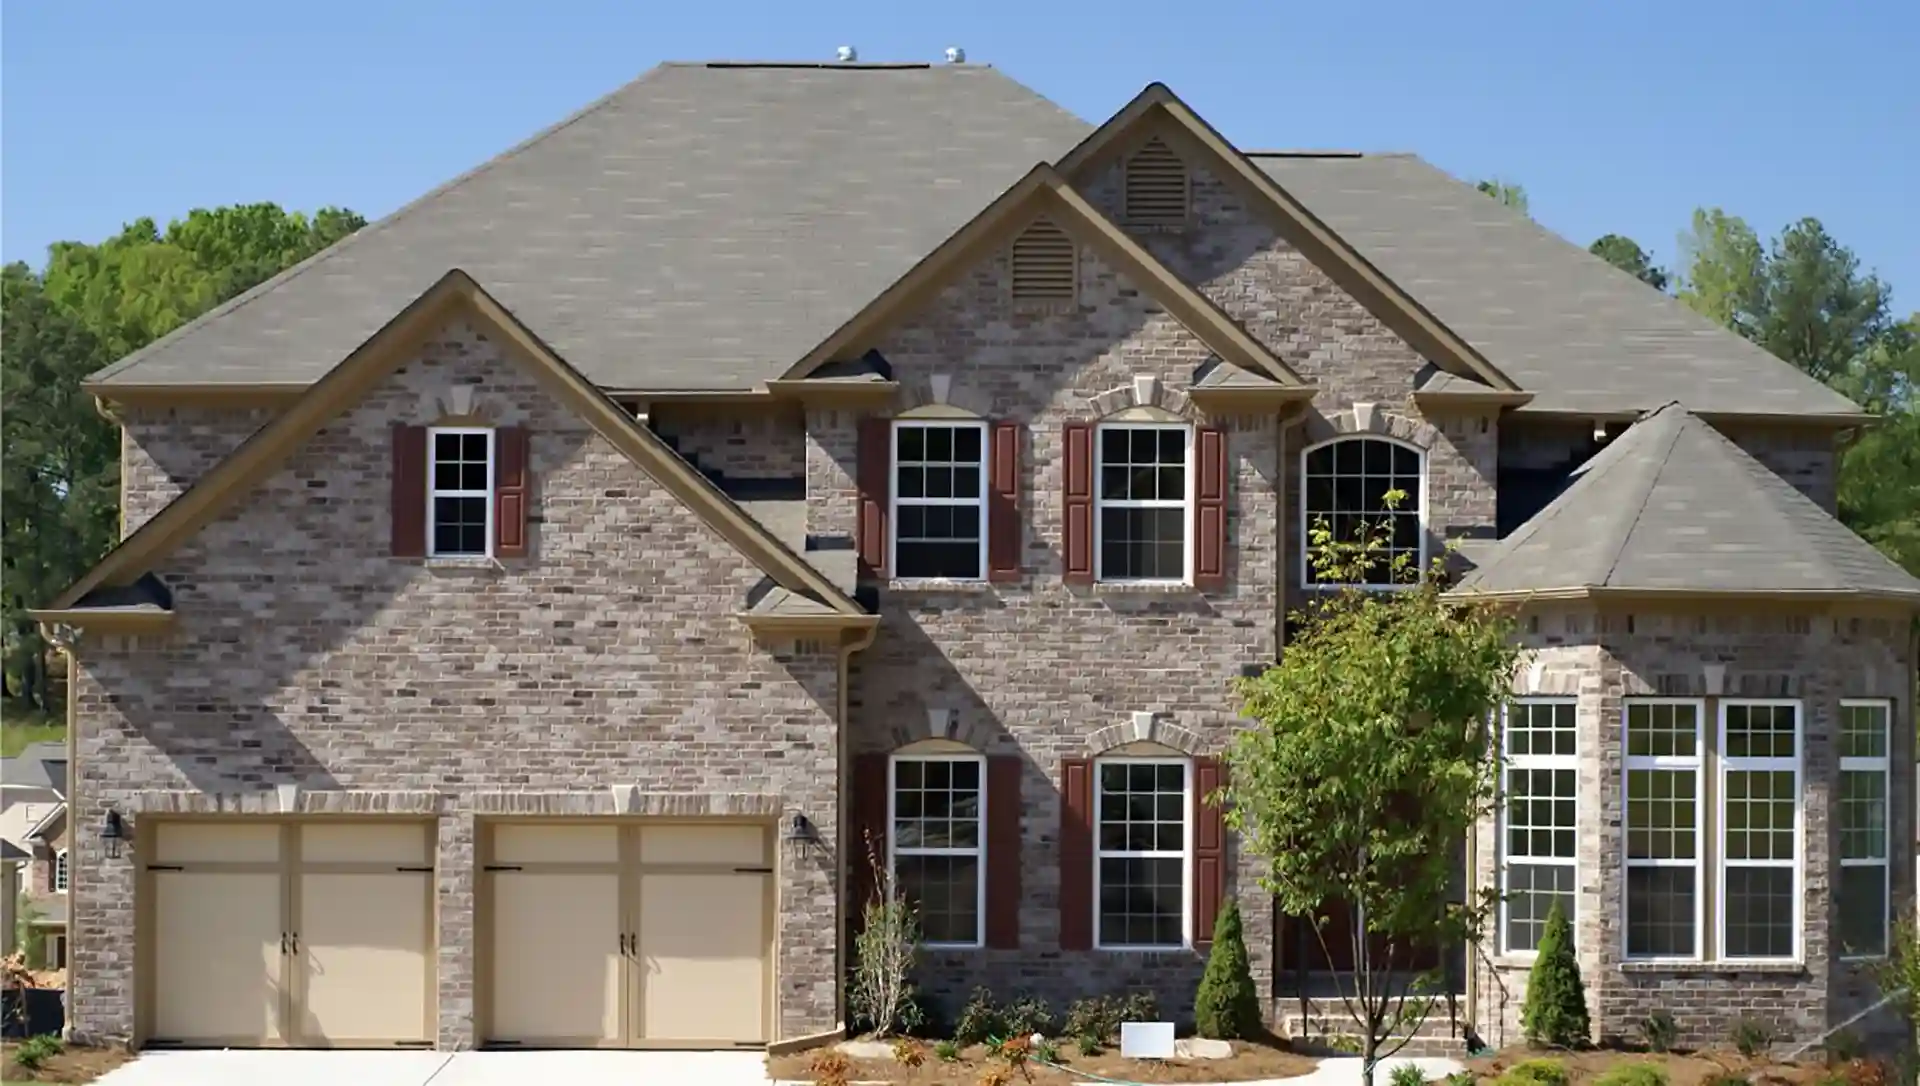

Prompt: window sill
xmin=886 ymin=578 xmax=995 ymax=594
xmin=1090 ymin=581 xmax=1199 ymax=596
xmin=1618 ymin=959 xmax=1806 ymax=977
xmin=422 ymin=556 xmax=503 ymax=572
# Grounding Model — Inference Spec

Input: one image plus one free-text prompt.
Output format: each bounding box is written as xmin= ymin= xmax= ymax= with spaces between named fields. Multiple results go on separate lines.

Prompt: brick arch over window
xmin=1085 ymin=374 xmax=1197 ymax=422
xmin=1299 ymin=431 xmax=1428 ymax=588
xmin=1084 ymin=714 xmax=1202 ymax=757
xmin=1300 ymin=401 xmax=1440 ymax=450
xmin=894 ymin=375 xmax=994 ymax=420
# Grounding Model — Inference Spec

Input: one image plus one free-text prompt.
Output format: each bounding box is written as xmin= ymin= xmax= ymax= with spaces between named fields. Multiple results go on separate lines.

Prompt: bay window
xmin=1838 ymin=699 xmax=1891 ymax=957
xmin=1624 ymin=700 xmax=1703 ymax=960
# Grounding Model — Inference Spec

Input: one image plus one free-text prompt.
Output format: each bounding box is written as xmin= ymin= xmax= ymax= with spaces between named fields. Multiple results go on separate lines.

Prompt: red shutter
xmin=1059 ymin=758 xmax=1094 ymax=950
xmin=850 ymin=753 xmax=890 ymax=927
xmin=987 ymin=422 xmax=1023 ymax=583
xmin=985 ymin=755 xmax=1024 ymax=948
xmin=1192 ymin=756 xmax=1228 ymax=950
xmin=857 ymin=418 xmax=892 ymax=578
xmin=391 ymin=424 xmax=427 ymax=557
xmin=494 ymin=427 xmax=530 ymax=558
xmin=1193 ymin=427 xmax=1228 ymax=591
xmin=1062 ymin=423 xmax=1094 ymax=584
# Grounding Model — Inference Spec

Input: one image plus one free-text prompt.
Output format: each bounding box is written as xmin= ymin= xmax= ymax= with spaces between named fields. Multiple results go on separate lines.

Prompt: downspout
xmin=42 ymin=625 xmax=80 ymax=1045
xmin=834 ymin=618 xmax=881 ymax=1040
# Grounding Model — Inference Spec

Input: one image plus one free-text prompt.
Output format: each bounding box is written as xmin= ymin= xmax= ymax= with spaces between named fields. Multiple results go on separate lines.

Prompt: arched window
xmin=1301 ymin=437 xmax=1424 ymax=587
xmin=54 ymin=849 xmax=68 ymax=892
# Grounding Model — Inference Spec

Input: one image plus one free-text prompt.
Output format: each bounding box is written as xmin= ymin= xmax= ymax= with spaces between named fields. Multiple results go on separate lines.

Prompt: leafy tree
xmin=1835 ymin=318 xmax=1920 ymax=573
xmin=1224 ymin=508 xmax=1520 ymax=1086
xmin=1676 ymin=208 xmax=1766 ymax=335
xmin=1588 ymin=234 xmax=1669 ymax=292
xmin=1520 ymin=901 xmax=1589 ymax=1048
xmin=1475 ymin=179 xmax=1530 ymax=216
xmin=1194 ymin=900 xmax=1261 ymax=1040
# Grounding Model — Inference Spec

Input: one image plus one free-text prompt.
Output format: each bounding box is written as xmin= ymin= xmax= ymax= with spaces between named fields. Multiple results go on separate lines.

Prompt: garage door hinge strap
xmin=145 ymin=865 xmax=185 ymax=871
xmin=395 ymin=866 xmax=434 ymax=872
xmin=483 ymin=864 xmax=523 ymax=871
xmin=396 ymin=1041 xmax=434 ymax=1048
xmin=735 ymin=866 xmax=773 ymax=873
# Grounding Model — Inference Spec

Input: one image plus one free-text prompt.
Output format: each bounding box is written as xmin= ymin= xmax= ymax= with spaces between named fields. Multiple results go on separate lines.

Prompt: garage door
xmin=482 ymin=821 xmax=770 ymax=1049
xmin=148 ymin=821 xmax=435 ymax=1048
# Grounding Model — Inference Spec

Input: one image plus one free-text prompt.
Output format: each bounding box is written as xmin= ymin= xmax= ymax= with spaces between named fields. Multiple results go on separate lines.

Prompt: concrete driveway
xmin=94 ymin=1049 xmax=774 ymax=1086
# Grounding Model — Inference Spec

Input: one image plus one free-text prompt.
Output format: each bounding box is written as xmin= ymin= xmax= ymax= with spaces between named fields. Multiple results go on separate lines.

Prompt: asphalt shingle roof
xmin=1455 ymin=403 xmax=1920 ymax=599
xmin=1254 ymin=154 xmax=1864 ymax=418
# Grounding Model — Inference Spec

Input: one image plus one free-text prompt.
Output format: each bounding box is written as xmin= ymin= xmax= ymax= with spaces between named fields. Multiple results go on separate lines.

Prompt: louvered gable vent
xmin=1010 ymin=218 xmax=1077 ymax=303
xmin=1124 ymin=137 xmax=1189 ymax=226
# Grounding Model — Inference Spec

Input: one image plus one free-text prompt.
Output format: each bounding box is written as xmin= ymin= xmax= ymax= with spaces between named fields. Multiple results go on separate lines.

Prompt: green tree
xmin=1836 ymin=318 xmax=1920 ymax=573
xmin=1223 ymin=511 xmax=1520 ymax=1086
xmin=1475 ymin=179 xmax=1530 ymax=216
xmin=1194 ymin=900 xmax=1261 ymax=1040
xmin=1676 ymin=208 xmax=1766 ymax=335
xmin=1588 ymin=234 xmax=1669 ymax=292
xmin=1520 ymin=902 xmax=1590 ymax=1048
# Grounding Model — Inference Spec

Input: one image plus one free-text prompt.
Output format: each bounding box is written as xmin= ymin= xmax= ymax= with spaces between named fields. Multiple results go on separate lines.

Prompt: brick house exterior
xmin=38 ymin=64 xmax=1918 ymax=1053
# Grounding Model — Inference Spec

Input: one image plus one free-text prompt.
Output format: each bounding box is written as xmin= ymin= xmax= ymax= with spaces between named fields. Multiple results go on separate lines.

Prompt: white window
xmin=1094 ymin=758 xmax=1189 ymax=949
xmin=54 ymin=848 xmax=68 ymax=892
xmin=1838 ymin=700 xmax=1891 ymax=958
xmin=1624 ymin=700 xmax=1704 ymax=960
xmin=889 ymin=754 xmax=985 ymax=948
xmin=1501 ymin=699 xmax=1577 ymax=954
xmin=1301 ymin=437 xmax=1424 ymax=587
xmin=428 ymin=427 xmax=494 ymax=556
xmin=1095 ymin=424 xmax=1190 ymax=583
xmin=1719 ymin=700 xmax=1801 ymax=960
xmin=891 ymin=421 xmax=987 ymax=580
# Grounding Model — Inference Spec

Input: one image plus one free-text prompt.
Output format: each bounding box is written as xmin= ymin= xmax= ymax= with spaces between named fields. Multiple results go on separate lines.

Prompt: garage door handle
xmin=484 ymin=864 xmax=523 ymax=872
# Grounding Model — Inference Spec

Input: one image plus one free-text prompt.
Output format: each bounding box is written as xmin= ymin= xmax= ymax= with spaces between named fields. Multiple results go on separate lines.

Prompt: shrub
xmin=1034 ymin=1037 xmax=1060 ymax=1064
xmin=1194 ymin=901 xmax=1262 ymax=1040
xmin=849 ymin=862 xmax=921 ymax=1037
xmin=806 ymin=1049 xmax=852 ymax=1086
xmin=891 ymin=1037 xmax=926 ymax=1067
xmin=1118 ymin=991 xmax=1159 ymax=1025
xmin=1075 ymin=1033 xmax=1102 ymax=1057
xmin=1001 ymin=992 xmax=1054 ymax=1038
xmin=1592 ymin=1064 xmax=1668 ymax=1086
xmin=1389 ymin=1063 xmax=1432 ymax=1086
xmin=1444 ymin=1075 xmax=1477 ymax=1086
xmin=1065 ymin=996 xmax=1119 ymax=1044
xmin=1730 ymin=1017 xmax=1775 ymax=1058
xmin=1494 ymin=1059 xmax=1569 ymax=1086
xmin=1520 ymin=902 xmax=1589 ymax=1049
xmin=1638 ymin=1010 xmax=1678 ymax=1054
xmin=13 ymin=1033 xmax=64 ymax=1071
xmin=1823 ymin=1029 xmax=1863 ymax=1066
xmin=954 ymin=987 xmax=1006 ymax=1047
xmin=933 ymin=1039 xmax=960 ymax=1062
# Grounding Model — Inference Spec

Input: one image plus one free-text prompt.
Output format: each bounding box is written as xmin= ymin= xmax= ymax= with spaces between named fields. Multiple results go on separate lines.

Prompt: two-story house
xmin=33 ymin=59 xmax=1918 ymax=1054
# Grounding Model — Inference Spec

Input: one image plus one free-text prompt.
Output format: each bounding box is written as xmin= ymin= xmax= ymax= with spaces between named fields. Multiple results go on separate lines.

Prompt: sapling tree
xmin=1222 ymin=498 xmax=1520 ymax=1086
xmin=849 ymin=833 xmax=923 ymax=1037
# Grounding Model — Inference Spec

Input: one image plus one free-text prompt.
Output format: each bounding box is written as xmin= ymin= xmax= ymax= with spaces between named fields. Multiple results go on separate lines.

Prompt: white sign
xmin=1119 ymin=1021 xmax=1176 ymax=1060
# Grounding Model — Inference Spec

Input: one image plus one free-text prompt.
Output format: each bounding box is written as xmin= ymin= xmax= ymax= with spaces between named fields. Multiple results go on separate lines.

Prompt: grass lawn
xmin=1 ymin=702 xmax=65 ymax=756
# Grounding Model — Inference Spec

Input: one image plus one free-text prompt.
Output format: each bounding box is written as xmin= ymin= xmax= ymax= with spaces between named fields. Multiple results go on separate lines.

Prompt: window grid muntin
xmin=1623 ymin=699 xmax=1703 ymax=960
xmin=427 ymin=427 xmax=494 ymax=557
xmin=1501 ymin=699 xmax=1578 ymax=954
xmin=1718 ymin=699 xmax=1801 ymax=962
xmin=889 ymin=754 xmax=986 ymax=948
xmin=891 ymin=420 xmax=988 ymax=581
xmin=1300 ymin=436 xmax=1424 ymax=588
xmin=1094 ymin=424 xmax=1191 ymax=584
xmin=1839 ymin=699 xmax=1892 ymax=958
xmin=54 ymin=849 xmax=68 ymax=893
xmin=1093 ymin=758 xmax=1190 ymax=950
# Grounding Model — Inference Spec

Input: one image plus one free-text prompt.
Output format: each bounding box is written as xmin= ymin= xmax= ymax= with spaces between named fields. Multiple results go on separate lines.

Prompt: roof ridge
xmin=695 ymin=60 xmax=942 ymax=69
xmin=1242 ymin=149 xmax=1411 ymax=159
xmin=1686 ymin=413 xmax=1858 ymax=588
xmin=91 ymin=64 xmax=678 ymax=385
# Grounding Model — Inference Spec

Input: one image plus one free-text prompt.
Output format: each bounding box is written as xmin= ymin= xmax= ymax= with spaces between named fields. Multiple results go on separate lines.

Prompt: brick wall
xmin=120 ymin=405 xmax=278 ymax=537
xmin=69 ymin=318 xmax=843 ymax=1047
xmin=649 ymin=401 xmax=806 ymax=480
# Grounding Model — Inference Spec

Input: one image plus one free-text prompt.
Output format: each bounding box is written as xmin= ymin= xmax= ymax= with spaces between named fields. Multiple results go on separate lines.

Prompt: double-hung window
xmin=1838 ymin=700 xmax=1891 ymax=957
xmin=1719 ymin=700 xmax=1800 ymax=960
xmin=1624 ymin=700 xmax=1704 ymax=960
xmin=892 ymin=422 xmax=986 ymax=581
xmin=1094 ymin=759 xmax=1189 ymax=949
xmin=1502 ymin=699 xmax=1577 ymax=953
xmin=889 ymin=755 xmax=984 ymax=947
xmin=428 ymin=427 xmax=495 ymax=557
xmin=1301 ymin=437 xmax=1423 ymax=587
xmin=1095 ymin=425 xmax=1189 ymax=582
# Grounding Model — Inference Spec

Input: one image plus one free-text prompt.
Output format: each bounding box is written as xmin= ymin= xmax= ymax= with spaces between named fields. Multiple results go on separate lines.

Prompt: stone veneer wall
xmin=1470 ymin=604 xmax=1915 ymax=1050
xmin=71 ymin=318 xmax=843 ymax=1048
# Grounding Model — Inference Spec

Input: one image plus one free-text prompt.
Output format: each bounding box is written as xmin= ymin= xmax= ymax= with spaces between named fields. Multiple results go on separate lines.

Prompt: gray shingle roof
xmin=1455 ymin=403 xmax=1920 ymax=600
xmin=1 ymin=744 xmax=67 ymax=794
xmin=94 ymin=63 xmax=1090 ymax=392
xmin=1254 ymin=154 xmax=1864 ymax=418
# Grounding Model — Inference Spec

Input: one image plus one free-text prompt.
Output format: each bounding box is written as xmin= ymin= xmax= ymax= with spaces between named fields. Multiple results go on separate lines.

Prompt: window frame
xmin=53 ymin=848 xmax=68 ymax=893
xmin=886 ymin=751 xmax=987 ymax=950
xmin=426 ymin=426 xmax=496 ymax=558
xmin=1092 ymin=422 xmax=1194 ymax=585
xmin=1716 ymin=698 xmax=1803 ymax=964
xmin=1298 ymin=435 xmax=1428 ymax=590
xmin=888 ymin=419 xmax=989 ymax=583
xmin=1838 ymin=698 xmax=1891 ymax=960
xmin=1499 ymin=697 xmax=1579 ymax=957
xmin=1092 ymin=755 xmax=1192 ymax=952
xmin=1622 ymin=698 xmax=1706 ymax=963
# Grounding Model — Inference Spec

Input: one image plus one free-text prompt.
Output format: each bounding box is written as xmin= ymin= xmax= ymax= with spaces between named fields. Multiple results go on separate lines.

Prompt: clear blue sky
xmin=4 ymin=1 xmax=1915 ymax=311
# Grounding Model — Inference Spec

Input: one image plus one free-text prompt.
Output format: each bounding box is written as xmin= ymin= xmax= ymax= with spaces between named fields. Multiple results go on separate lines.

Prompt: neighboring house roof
xmin=1453 ymin=403 xmax=1920 ymax=603
xmin=1254 ymin=153 xmax=1865 ymax=420
xmin=40 ymin=271 xmax=868 ymax=622
xmin=0 ymin=839 xmax=26 ymax=862
xmin=24 ymin=803 xmax=66 ymax=844
xmin=89 ymin=62 xmax=1090 ymax=394
xmin=0 ymin=745 xmax=67 ymax=796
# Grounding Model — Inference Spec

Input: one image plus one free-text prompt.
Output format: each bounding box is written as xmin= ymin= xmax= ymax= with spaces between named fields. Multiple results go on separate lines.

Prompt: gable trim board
xmin=1054 ymin=84 xmax=1526 ymax=399
xmin=38 ymin=270 xmax=865 ymax=624
xmin=779 ymin=164 xmax=1316 ymax=398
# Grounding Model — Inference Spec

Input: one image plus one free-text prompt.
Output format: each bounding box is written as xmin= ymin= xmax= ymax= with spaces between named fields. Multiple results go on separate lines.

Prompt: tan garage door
xmin=147 ymin=820 xmax=434 ymax=1048
xmin=481 ymin=821 xmax=770 ymax=1049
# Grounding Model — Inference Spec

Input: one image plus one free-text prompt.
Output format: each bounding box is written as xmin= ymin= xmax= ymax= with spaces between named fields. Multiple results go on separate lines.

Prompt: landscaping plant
xmin=1494 ymin=1059 xmax=1568 ymax=1086
xmin=934 ymin=1039 xmax=961 ymax=1062
xmin=1000 ymin=992 xmax=1054 ymax=1038
xmin=12 ymin=1033 xmax=63 ymax=1072
xmin=1592 ymin=1064 xmax=1668 ymax=1086
xmin=1224 ymin=504 xmax=1520 ymax=1086
xmin=1637 ymin=1010 xmax=1678 ymax=1054
xmin=954 ymin=987 xmax=1006 ymax=1047
xmin=1730 ymin=1017 xmax=1775 ymax=1058
xmin=1195 ymin=900 xmax=1262 ymax=1040
xmin=1520 ymin=902 xmax=1590 ymax=1048
xmin=1388 ymin=1063 xmax=1431 ymax=1086
xmin=848 ymin=835 xmax=922 ymax=1037
xmin=1871 ymin=910 xmax=1920 ymax=1059
xmin=891 ymin=1037 xmax=926 ymax=1067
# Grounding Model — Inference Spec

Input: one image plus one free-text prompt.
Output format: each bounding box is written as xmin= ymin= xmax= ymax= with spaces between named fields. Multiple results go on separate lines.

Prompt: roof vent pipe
xmin=836 ymin=45 xmax=858 ymax=62
xmin=945 ymin=46 xmax=966 ymax=63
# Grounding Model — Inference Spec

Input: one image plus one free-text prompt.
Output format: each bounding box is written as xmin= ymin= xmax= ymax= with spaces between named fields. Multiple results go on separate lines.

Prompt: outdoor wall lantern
xmin=783 ymin=812 xmax=818 ymax=845
xmin=99 ymin=809 xmax=126 ymax=859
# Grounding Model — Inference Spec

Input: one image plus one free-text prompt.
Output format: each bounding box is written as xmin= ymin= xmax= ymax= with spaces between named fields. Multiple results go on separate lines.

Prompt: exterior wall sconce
xmin=783 ymin=812 xmax=818 ymax=845
xmin=100 ymin=809 xmax=126 ymax=860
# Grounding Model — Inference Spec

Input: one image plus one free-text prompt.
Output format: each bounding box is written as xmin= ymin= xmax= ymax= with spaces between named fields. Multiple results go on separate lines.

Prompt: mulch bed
xmin=1 ymin=1042 xmax=135 ymax=1083
xmin=1465 ymin=1048 xmax=1850 ymax=1085
xmin=769 ymin=1037 xmax=1318 ymax=1084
